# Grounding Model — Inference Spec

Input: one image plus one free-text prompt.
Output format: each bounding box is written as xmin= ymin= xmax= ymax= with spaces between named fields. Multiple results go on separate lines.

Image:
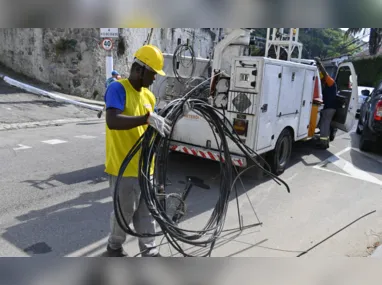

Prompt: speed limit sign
xmin=101 ymin=38 xmax=113 ymax=51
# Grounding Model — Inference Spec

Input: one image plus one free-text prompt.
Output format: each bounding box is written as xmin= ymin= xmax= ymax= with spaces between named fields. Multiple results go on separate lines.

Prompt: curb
xmin=2 ymin=76 xmax=103 ymax=111
xmin=0 ymin=117 xmax=102 ymax=132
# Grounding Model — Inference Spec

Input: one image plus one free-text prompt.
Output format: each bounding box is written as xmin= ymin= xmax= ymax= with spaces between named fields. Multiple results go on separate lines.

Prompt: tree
xmin=250 ymin=28 xmax=361 ymax=59
xmin=345 ymin=28 xmax=382 ymax=55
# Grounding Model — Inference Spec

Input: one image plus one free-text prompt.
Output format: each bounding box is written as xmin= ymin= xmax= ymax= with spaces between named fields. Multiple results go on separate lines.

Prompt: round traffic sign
xmin=101 ymin=38 xmax=113 ymax=51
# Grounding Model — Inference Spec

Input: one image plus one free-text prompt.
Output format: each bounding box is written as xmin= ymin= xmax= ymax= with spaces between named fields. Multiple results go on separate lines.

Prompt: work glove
xmin=147 ymin=112 xmax=172 ymax=137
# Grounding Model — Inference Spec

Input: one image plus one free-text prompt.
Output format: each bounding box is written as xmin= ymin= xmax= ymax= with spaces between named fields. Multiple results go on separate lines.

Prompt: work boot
xmin=315 ymin=140 xmax=329 ymax=150
xmin=102 ymin=245 xmax=128 ymax=257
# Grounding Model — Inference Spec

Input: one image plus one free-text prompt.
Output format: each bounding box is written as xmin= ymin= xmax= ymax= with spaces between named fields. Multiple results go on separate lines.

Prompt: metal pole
xmin=265 ymin=28 xmax=270 ymax=58
xmin=106 ymin=49 xmax=113 ymax=81
xmin=288 ymin=29 xmax=293 ymax=61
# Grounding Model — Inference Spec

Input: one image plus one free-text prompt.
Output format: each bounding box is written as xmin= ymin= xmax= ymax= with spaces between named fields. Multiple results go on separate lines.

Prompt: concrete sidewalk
xmin=0 ymin=67 xmax=104 ymax=111
xmin=0 ymin=75 xmax=102 ymax=131
xmin=1 ymin=75 xmax=104 ymax=111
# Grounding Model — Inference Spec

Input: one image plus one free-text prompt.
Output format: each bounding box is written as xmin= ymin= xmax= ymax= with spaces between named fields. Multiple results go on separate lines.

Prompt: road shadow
xmin=0 ymin=153 xmax=279 ymax=257
xmin=347 ymin=131 xmax=382 ymax=176
xmin=2 ymin=187 xmax=112 ymax=256
xmin=3 ymin=141 xmax=340 ymax=257
xmin=22 ymin=164 xmax=108 ymax=190
xmin=0 ymin=80 xmax=26 ymax=95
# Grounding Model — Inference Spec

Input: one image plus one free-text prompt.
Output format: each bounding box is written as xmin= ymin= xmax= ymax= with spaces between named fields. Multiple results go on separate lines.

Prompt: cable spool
xmin=113 ymin=75 xmax=290 ymax=257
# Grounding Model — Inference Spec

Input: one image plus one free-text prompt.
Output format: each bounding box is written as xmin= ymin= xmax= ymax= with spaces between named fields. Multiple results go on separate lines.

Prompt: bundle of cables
xmin=113 ymin=76 xmax=290 ymax=257
xmin=172 ymin=43 xmax=196 ymax=84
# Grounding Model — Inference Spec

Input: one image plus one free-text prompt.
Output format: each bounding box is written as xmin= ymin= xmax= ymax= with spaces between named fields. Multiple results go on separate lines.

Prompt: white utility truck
xmin=165 ymin=28 xmax=359 ymax=175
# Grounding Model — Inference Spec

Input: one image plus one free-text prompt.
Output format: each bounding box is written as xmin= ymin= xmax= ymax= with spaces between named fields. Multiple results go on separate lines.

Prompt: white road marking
xmin=351 ymin=147 xmax=382 ymax=164
xmin=0 ymin=236 xmax=30 ymax=257
xmin=0 ymin=117 xmax=99 ymax=132
xmin=314 ymin=147 xmax=382 ymax=186
xmin=12 ymin=144 xmax=32 ymax=151
xmin=97 ymin=197 xmax=112 ymax=204
xmin=41 ymin=139 xmax=67 ymax=145
xmin=314 ymin=147 xmax=352 ymax=168
xmin=86 ymin=247 xmax=108 ymax=257
xmin=75 ymin=135 xmax=97 ymax=139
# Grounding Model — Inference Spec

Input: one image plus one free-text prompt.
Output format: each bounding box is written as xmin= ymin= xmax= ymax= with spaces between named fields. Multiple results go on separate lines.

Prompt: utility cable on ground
xmin=113 ymin=73 xmax=290 ymax=257
xmin=297 ymin=210 xmax=376 ymax=257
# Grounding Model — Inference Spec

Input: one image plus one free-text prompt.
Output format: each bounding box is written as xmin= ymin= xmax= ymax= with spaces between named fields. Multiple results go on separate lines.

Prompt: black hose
xmin=113 ymin=78 xmax=290 ymax=257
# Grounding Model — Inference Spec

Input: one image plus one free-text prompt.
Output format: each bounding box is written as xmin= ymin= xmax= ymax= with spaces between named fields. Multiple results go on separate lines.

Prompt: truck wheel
xmin=266 ymin=129 xmax=293 ymax=176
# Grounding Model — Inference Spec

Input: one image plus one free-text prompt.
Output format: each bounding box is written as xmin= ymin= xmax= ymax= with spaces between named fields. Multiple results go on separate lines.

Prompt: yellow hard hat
xmin=134 ymin=45 xmax=166 ymax=76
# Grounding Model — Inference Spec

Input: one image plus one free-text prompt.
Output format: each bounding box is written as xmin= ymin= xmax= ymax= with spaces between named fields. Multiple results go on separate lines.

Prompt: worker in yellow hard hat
xmin=315 ymin=57 xmax=338 ymax=149
xmin=102 ymin=44 xmax=170 ymax=257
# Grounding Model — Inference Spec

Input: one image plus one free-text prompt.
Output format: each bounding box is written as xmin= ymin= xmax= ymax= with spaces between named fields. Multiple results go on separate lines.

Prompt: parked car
xmin=356 ymin=81 xmax=382 ymax=152
xmin=356 ymin=86 xmax=374 ymax=118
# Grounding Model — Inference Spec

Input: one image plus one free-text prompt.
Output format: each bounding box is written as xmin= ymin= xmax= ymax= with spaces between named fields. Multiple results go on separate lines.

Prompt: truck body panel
xmin=170 ymin=56 xmax=318 ymax=162
xmin=164 ymin=29 xmax=359 ymax=171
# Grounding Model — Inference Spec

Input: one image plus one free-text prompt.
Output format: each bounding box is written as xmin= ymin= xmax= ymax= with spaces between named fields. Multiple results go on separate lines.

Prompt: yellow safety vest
xmin=104 ymin=79 xmax=155 ymax=177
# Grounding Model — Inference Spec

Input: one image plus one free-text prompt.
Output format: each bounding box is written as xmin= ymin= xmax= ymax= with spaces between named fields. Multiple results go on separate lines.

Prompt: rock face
xmin=0 ymin=28 xmax=216 ymax=100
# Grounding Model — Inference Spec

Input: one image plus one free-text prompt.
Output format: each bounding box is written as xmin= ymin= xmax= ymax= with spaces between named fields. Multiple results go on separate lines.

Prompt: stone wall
xmin=0 ymin=28 xmax=216 ymax=100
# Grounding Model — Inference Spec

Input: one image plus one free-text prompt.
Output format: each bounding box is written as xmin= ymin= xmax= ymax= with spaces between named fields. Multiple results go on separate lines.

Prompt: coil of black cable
xmin=113 ymin=78 xmax=290 ymax=257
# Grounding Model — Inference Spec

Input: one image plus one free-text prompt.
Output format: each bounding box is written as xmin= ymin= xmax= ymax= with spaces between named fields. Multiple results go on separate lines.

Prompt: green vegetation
xmin=250 ymin=28 xmax=362 ymax=59
xmin=350 ymin=56 xmax=382 ymax=87
xmin=345 ymin=28 xmax=382 ymax=56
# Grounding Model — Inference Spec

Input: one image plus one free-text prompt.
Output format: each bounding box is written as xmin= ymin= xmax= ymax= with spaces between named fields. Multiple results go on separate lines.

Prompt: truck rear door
xmin=331 ymin=62 xmax=358 ymax=132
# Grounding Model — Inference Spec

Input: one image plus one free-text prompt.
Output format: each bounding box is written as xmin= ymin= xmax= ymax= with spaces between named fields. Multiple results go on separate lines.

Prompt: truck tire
xmin=266 ymin=129 xmax=293 ymax=176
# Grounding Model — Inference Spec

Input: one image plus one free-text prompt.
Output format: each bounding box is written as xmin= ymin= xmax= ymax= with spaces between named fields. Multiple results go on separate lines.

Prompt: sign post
xmin=100 ymin=28 xmax=119 ymax=81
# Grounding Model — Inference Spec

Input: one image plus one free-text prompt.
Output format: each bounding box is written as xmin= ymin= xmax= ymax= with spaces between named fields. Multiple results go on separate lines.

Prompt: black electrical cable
xmin=172 ymin=43 xmax=196 ymax=84
xmin=296 ymin=210 xmax=376 ymax=257
xmin=113 ymin=75 xmax=290 ymax=257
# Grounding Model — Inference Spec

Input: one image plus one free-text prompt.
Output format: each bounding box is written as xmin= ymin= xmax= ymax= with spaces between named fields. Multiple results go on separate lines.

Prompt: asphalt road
xmin=0 ymin=116 xmax=382 ymax=257
xmin=1 ymin=80 xmax=382 ymax=257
